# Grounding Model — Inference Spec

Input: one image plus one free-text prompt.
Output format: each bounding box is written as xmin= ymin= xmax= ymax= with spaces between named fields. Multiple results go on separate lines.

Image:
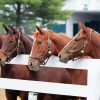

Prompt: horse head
xmin=28 ymin=26 xmax=52 ymax=71
xmin=0 ymin=25 xmax=25 ymax=67
xmin=58 ymin=22 xmax=93 ymax=63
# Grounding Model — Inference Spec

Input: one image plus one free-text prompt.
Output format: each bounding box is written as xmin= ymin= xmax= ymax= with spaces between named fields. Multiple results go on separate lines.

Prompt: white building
xmin=63 ymin=0 xmax=100 ymax=36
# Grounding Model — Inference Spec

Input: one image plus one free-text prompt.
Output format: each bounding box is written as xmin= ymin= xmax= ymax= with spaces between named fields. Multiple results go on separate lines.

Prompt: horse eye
xmin=75 ymin=38 xmax=79 ymax=41
xmin=37 ymin=41 xmax=42 ymax=45
xmin=9 ymin=40 xmax=13 ymax=43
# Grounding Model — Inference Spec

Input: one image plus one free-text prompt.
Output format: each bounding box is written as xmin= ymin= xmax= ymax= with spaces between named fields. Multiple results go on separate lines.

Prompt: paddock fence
xmin=0 ymin=55 xmax=99 ymax=100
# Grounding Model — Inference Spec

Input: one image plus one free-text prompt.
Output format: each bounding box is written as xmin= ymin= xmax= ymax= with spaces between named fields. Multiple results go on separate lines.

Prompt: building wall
xmin=63 ymin=0 xmax=100 ymax=36
xmin=63 ymin=0 xmax=100 ymax=11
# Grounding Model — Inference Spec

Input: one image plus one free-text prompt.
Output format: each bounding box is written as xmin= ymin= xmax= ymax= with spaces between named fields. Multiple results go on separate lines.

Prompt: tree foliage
xmin=0 ymin=0 xmax=72 ymax=33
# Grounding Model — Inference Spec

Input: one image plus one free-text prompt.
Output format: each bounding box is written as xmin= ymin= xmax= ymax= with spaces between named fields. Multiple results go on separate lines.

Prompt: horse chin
xmin=0 ymin=61 xmax=5 ymax=67
xmin=0 ymin=54 xmax=7 ymax=67
xmin=28 ymin=65 xmax=40 ymax=71
xmin=59 ymin=57 xmax=68 ymax=64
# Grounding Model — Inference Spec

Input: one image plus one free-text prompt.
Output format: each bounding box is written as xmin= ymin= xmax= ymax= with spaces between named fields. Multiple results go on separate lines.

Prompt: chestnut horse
xmin=28 ymin=26 xmax=72 ymax=70
xmin=58 ymin=23 xmax=96 ymax=63
xmin=0 ymin=25 xmax=79 ymax=100
xmin=28 ymin=26 xmax=87 ymax=100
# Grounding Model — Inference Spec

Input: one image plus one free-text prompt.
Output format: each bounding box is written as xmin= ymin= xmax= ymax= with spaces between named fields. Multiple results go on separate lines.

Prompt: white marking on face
xmin=30 ymin=37 xmax=36 ymax=56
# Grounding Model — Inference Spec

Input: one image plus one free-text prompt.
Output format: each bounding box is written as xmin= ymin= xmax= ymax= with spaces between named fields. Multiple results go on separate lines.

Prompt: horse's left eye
xmin=37 ymin=41 xmax=42 ymax=45
xmin=75 ymin=38 xmax=79 ymax=41
xmin=9 ymin=40 xmax=13 ymax=43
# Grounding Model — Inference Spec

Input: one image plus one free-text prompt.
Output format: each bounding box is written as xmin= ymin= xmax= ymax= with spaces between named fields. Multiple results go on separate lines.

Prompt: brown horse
xmin=58 ymin=23 xmax=97 ymax=63
xmin=28 ymin=26 xmax=87 ymax=99
xmin=0 ymin=25 xmax=33 ymax=66
xmin=0 ymin=25 xmax=33 ymax=100
xmin=0 ymin=25 xmax=79 ymax=100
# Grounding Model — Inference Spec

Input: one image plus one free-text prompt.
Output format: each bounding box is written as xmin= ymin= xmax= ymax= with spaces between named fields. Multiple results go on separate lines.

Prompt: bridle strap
xmin=41 ymin=33 xmax=52 ymax=65
xmin=0 ymin=50 xmax=9 ymax=57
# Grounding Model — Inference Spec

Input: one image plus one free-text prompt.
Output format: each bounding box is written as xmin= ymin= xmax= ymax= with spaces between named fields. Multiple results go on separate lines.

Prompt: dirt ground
xmin=0 ymin=89 xmax=21 ymax=100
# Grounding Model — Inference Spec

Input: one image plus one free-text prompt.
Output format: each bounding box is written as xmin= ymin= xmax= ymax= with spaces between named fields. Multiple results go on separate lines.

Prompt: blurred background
xmin=0 ymin=0 xmax=100 ymax=36
xmin=0 ymin=0 xmax=72 ymax=34
xmin=0 ymin=0 xmax=100 ymax=99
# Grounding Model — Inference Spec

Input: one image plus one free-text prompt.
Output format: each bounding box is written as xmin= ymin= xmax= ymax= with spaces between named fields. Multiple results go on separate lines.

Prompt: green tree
xmin=0 ymin=0 xmax=72 ymax=33
xmin=0 ymin=0 xmax=42 ymax=26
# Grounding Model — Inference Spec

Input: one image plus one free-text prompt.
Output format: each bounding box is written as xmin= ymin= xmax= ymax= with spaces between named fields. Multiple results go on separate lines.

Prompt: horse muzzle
xmin=0 ymin=52 xmax=7 ymax=67
xmin=0 ymin=59 xmax=5 ymax=67
xmin=58 ymin=53 xmax=69 ymax=63
xmin=28 ymin=58 xmax=40 ymax=71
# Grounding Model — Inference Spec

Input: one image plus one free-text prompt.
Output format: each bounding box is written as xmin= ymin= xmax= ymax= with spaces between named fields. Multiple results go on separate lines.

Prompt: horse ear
xmin=8 ymin=25 xmax=16 ymax=34
xmin=8 ymin=25 xmax=13 ymax=30
xmin=3 ymin=24 xmax=9 ymax=32
xmin=9 ymin=25 xmax=20 ymax=36
xmin=79 ymin=22 xmax=86 ymax=30
xmin=79 ymin=22 xmax=88 ymax=36
xmin=79 ymin=22 xmax=90 ymax=35
xmin=36 ymin=26 xmax=43 ymax=35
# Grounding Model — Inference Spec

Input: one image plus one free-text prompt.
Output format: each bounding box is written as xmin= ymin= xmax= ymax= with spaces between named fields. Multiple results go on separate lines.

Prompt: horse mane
xmin=59 ymin=33 xmax=72 ymax=39
xmin=26 ymin=35 xmax=34 ymax=42
xmin=46 ymin=29 xmax=72 ymax=40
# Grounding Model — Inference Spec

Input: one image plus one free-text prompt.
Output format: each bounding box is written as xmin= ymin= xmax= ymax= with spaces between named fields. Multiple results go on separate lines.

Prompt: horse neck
xmin=49 ymin=33 xmax=72 ymax=56
xmin=20 ymin=34 xmax=33 ymax=54
xmin=89 ymin=31 xmax=100 ymax=58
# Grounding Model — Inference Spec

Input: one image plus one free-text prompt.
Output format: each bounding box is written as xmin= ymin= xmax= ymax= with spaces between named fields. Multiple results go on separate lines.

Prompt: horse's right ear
xmin=8 ymin=25 xmax=15 ymax=32
xmin=3 ymin=24 xmax=9 ymax=32
xmin=36 ymin=26 xmax=43 ymax=35
xmin=79 ymin=22 xmax=86 ymax=30
xmin=8 ymin=25 xmax=18 ymax=34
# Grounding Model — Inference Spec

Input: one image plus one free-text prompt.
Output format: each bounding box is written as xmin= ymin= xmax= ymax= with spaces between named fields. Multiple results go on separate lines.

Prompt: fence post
xmin=87 ymin=63 xmax=100 ymax=100
xmin=28 ymin=92 xmax=37 ymax=100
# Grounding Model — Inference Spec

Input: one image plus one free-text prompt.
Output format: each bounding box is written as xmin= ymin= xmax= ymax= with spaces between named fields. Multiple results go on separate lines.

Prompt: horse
xmin=58 ymin=23 xmax=97 ymax=63
xmin=0 ymin=25 xmax=79 ymax=100
xmin=0 ymin=25 xmax=33 ymax=65
xmin=28 ymin=26 xmax=72 ymax=71
xmin=28 ymin=26 xmax=87 ymax=100
xmin=0 ymin=25 xmax=33 ymax=100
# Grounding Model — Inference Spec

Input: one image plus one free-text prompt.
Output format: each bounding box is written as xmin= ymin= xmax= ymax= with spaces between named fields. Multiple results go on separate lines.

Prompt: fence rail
xmin=2 ymin=55 xmax=100 ymax=100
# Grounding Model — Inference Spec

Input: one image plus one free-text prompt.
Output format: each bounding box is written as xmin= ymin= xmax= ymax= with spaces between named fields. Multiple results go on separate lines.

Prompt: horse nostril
xmin=58 ymin=54 xmax=61 ymax=59
xmin=0 ymin=58 xmax=1 ymax=61
xmin=30 ymin=62 xmax=32 ymax=66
